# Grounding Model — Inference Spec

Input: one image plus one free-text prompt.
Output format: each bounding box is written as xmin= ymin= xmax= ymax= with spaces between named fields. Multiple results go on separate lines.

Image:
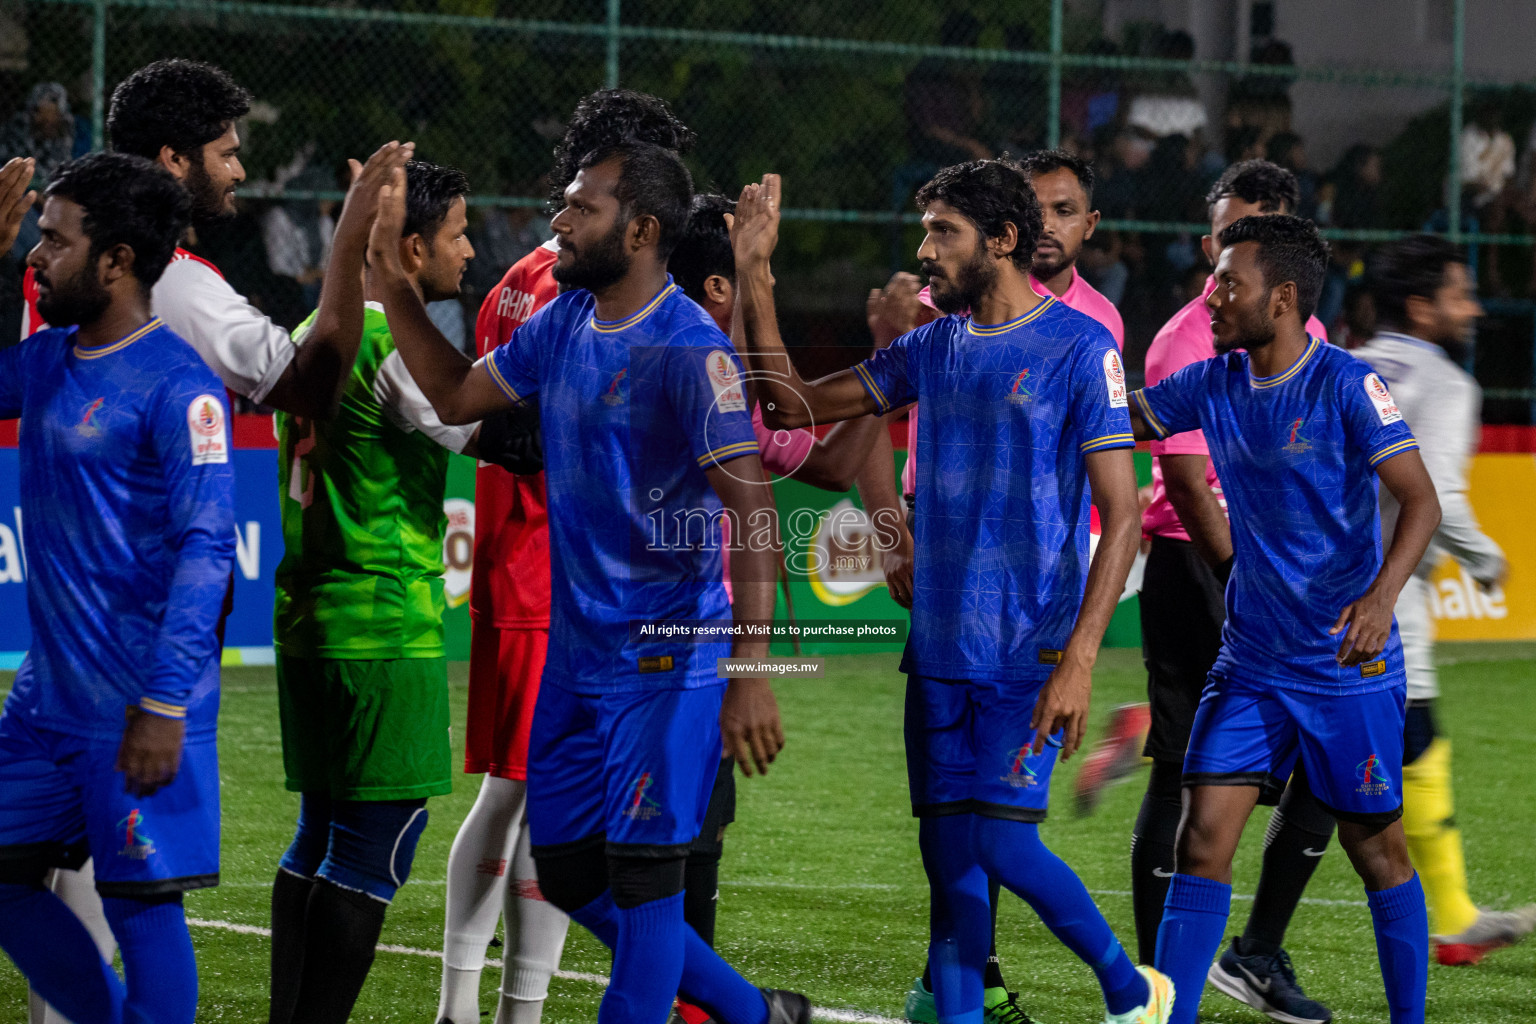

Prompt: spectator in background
xmin=0 ymin=83 xmax=76 ymax=188
xmin=1460 ymin=100 xmax=1517 ymax=294
xmin=903 ymin=12 xmax=990 ymax=169
xmin=1224 ymin=125 xmax=1266 ymax=168
xmin=1227 ymin=37 xmax=1296 ymax=139
xmin=1093 ymin=127 xmax=1155 ymax=219
xmin=1329 ymin=143 xmax=1382 ymax=228
xmin=1266 ymin=131 xmax=1317 ymax=219
xmin=1061 ymin=37 xmax=1123 ymax=143
xmin=1125 ymin=31 xmax=1208 ymax=143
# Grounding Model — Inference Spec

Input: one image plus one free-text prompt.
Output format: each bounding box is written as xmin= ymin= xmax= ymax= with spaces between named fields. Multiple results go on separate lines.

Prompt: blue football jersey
xmin=1131 ymin=337 xmax=1419 ymax=694
xmin=0 ymin=319 xmax=236 ymax=739
xmin=854 ymin=297 xmax=1134 ymax=680
xmin=484 ymin=279 xmax=758 ymax=693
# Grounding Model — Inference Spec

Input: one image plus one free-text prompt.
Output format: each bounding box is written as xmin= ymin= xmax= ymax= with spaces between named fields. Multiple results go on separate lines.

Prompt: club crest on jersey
xmin=1356 ymin=754 xmax=1391 ymax=796
xmin=1005 ymin=369 xmax=1034 ymax=405
xmin=622 ymin=771 xmax=663 ymax=820
xmin=601 ymin=368 xmax=627 ymax=406
xmin=1284 ymin=417 xmax=1312 ymax=454
xmin=76 ymin=397 xmax=105 ymax=437
xmin=117 ymin=808 xmax=156 ymax=860
xmin=1364 ymin=373 xmax=1403 ymax=425
xmin=186 ymin=394 xmax=228 ymax=465
xmin=1000 ymin=747 xmax=1041 ymax=788
xmin=1103 ymin=350 xmax=1128 ymax=408
xmin=705 ymin=349 xmax=747 ymax=413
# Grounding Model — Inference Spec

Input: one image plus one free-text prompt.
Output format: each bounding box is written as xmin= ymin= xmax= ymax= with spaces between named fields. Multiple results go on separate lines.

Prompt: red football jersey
xmin=471 ymin=240 xmax=560 ymax=628
xmin=22 ymin=249 xmax=223 ymax=339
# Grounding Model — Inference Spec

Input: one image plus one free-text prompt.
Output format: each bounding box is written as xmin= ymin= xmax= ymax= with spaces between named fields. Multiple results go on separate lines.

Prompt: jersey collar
xmin=1372 ymin=331 xmax=1447 ymax=358
xmin=965 ymin=295 xmax=1056 ymax=336
xmin=73 ymin=317 xmax=162 ymax=360
xmin=592 ymin=280 xmax=677 ymax=333
xmin=1249 ymin=335 xmax=1320 ymax=389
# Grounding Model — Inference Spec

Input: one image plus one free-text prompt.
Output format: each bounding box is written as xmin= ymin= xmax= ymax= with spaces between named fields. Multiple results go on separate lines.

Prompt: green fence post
xmin=605 ymin=0 xmax=621 ymax=88
xmin=1447 ymin=0 xmax=1464 ymax=244
xmin=1047 ymin=0 xmax=1063 ymax=147
xmin=91 ymin=0 xmax=107 ymax=150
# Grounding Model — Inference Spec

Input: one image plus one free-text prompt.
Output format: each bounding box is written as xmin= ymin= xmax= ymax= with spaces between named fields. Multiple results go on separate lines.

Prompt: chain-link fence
xmin=3 ymin=0 xmax=1536 ymax=416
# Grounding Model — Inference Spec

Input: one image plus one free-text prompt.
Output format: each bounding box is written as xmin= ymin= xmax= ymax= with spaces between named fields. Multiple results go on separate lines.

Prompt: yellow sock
xmin=1401 ymin=738 xmax=1479 ymax=936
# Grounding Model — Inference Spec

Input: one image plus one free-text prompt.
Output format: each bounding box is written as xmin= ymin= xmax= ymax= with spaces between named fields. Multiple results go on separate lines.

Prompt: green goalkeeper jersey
xmin=274 ymin=302 xmax=475 ymax=659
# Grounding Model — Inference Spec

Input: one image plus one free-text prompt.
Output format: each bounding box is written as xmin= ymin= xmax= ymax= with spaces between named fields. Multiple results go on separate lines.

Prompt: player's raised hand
xmin=730 ymin=173 xmax=782 ymax=269
xmin=116 ymin=707 xmax=186 ymax=797
xmin=1031 ymin=660 xmax=1092 ymax=760
xmin=721 ymin=677 xmax=786 ymax=776
xmin=0 ymin=157 xmax=37 ymax=256
xmin=335 ymin=140 xmax=414 ymax=244
xmin=1330 ymin=584 xmax=1395 ymax=666
xmin=365 ymin=165 xmax=408 ymax=275
xmin=867 ymin=271 xmax=923 ymax=350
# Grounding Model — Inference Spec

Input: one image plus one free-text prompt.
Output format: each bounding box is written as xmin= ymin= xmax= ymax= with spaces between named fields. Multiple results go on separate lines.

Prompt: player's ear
xmin=1200 ymin=234 xmax=1216 ymax=268
xmin=99 ymin=242 xmax=134 ymax=286
xmin=1273 ymin=280 xmax=1298 ymax=321
xmin=155 ymin=145 xmax=189 ymax=181
xmin=704 ymin=274 xmax=733 ymax=308
xmin=1083 ymin=208 xmax=1100 ymax=240
xmin=630 ymin=213 xmax=660 ymax=253
xmin=1404 ymin=293 xmax=1434 ymax=335
xmin=992 ymin=221 xmax=1019 ymax=261
xmin=399 ymin=233 xmax=424 ymax=273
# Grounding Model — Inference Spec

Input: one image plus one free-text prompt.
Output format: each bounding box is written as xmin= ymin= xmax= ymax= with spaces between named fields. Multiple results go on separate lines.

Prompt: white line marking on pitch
xmin=184 ymin=917 xmax=902 ymax=1024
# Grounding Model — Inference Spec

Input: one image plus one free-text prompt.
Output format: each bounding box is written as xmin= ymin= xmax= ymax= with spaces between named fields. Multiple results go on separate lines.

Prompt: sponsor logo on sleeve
xmin=187 ymin=394 xmax=228 ymax=465
xmin=1104 ymin=350 xmax=1128 ymax=408
xmin=1364 ymin=373 xmax=1403 ymax=425
xmin=706 ymin=349 xmax=748 ymax=413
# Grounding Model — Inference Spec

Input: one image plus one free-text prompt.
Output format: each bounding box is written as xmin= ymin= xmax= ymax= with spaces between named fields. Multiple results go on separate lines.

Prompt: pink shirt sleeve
xmin=753 ymin=403 xmax=816 ymax=477
xmin=1144 ymin=320 xmax=1211 ymax=458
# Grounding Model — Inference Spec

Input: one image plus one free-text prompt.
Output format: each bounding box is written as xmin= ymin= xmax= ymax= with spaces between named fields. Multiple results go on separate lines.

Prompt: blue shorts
xmin=526 ymin=682 xmax=723 ymax=856
xmin=0 ymin=712 xmax=219 ymax=895
xmin=904 ymin=674 xmax=1062 ymax=822
xmin=1184 ymin=674 xmax=1406 ymax=825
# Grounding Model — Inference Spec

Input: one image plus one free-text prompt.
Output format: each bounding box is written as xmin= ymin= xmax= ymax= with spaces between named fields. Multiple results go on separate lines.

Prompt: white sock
xmin=438 ymin=775 xmax=527 ymax=1024
xmin=31 ymin=860 xmax=117 ymax=1024
xmin=494 ymin=819 xmax=571 ymax=1024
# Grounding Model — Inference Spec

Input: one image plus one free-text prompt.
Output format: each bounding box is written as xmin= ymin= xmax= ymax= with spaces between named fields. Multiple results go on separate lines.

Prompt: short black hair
xmin=45 ymin=152 xmax=190 ymax=289
xmin=549 ymin=89 xmax=696 ymax=207
xmin=915 ymin=159 xmax=1043 ymax=270
xmin=1205 ymin=159 xmax=1300 ymax=217
xmin=1369 ymin=234 xmax=1465 ymax=330
xmin=403 ymin=159 xmax=470 ymax=241
xmin=107 ymin=59 xmax=251 ymax=161
xmin=579 ymin=142 xmax=693 ymax=260
xmin=671 ymin=193 xmax=735 ymax=302
xmin=1217 ymin=214 xmax=1330 ymax=323
xmin=1019 ymin=148 xmax=1096 ymax=205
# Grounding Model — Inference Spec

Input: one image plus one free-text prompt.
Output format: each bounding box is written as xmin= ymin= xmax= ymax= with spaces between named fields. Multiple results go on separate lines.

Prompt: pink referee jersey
xmin=902 ymin=269 xmax=1124 ymax=496
xmin=1141 ymin=275 xmax=1329 ymax=540
xmin=722 ymin=404 xmax=817 ymax=600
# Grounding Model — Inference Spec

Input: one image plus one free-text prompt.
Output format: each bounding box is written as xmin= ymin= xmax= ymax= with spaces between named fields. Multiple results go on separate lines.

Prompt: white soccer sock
xmin=438 ymin=775 xmax=527 ymax=1024
xmin=494 ymin=819 xmax=571 ymax=1024
xmin=30 ymin=860 xmax=117 ymax=1024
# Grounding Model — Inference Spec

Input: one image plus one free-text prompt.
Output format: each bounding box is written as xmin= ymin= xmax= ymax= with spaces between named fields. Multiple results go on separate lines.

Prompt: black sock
xmin=289 ymin=879 xmax=387 ymax=1024
xmin=1131 ymin=760 xmax=1184 ymax=965
xmin=268 ymin=870 xmax=314 ymax=1024
xmin=683 ymin=848 xmax=722 ymax=948
xmin=983 ymin=877 xmax=1007 ymax=989
xmin=1241 ymin=771 xmax=1335 ymax=957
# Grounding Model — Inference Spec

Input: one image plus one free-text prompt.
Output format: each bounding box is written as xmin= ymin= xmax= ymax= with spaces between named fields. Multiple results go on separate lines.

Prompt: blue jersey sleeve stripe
xmin=138 ymin=697 xmax=188 ymax=719
xmin=1130 ymin=390 xmax=1169 ymax=439
xmin=483 ymin=353 xmax=523 ymax=404
xmin=697 ymin=440 xmax=760 ymax=468
xmin=1368 ymin=438 xmax=1419 ymax=467
xmin=1079 ymin=433 xmax=1136 ymax=453
xmin=852 ymin=362 xmax=891 ymax=413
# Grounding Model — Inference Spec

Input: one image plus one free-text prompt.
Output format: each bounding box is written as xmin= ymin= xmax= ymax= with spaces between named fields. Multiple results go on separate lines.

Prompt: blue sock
xmin=1367 ymin=874 xmax=1428 ymax=1024
xmin=1154 ymin=874 xmax=1232 ymax=1024
xmin=602 ymin=893 xmax=685 ymax=1024
xmin=919 ymin=814 xmax=989 ymax=1024
xmin=569 ymin=889 xmax=621 ymax=948
xmin=973 ymin=818 xmax=1147 ymax=1016
xmin=0 ymin=882 xmax=124 ymax=1024
xmin=104 ymin=894 xmax=197 ymax=1024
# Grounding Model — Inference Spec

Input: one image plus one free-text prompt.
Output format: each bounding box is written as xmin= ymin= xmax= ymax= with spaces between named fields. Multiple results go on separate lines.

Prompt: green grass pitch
xmin=2 ymin=644 xmax=1533 ymax=1022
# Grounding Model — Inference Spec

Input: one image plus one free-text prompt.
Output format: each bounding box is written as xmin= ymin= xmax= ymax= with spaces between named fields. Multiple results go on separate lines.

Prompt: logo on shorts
xmin=601 ymin=368 xmax=627 ymax=406
xmin=1283 ymin=418 xmax=1312 ymax=455
xmin=622 ymin=771 xmax=663 ymax=820
xmin=1356 ymin=754 xmax=1391 ymax=797
xmin=117 ymin=808 xmax=156 ymax=860
xmin=76 ymin=398 xmax=105 ymax=437
xmin=1000 ymin=747 xmax=1040 ymax=788
xmin=1005 ymin=369 xmax=1034 ymax=405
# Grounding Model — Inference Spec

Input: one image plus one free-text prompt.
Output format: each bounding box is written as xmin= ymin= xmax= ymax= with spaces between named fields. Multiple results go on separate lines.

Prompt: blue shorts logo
xmin=622 ymin=771 xmax=663 ymax=820
xmin=1356 ymin=753 xmax=1391 ymax=797
xmin=1000 ymin=747 xmax=1040 ymax=788
xmin=117 ymin=808 xmax=156 ymax=860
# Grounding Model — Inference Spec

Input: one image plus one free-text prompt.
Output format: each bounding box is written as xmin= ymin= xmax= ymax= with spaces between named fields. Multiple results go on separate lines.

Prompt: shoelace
xmin=987 ymin=993 xmax=1036 ymax=1024
xmin=1267 ymin=948 xmax=1303 ymax=991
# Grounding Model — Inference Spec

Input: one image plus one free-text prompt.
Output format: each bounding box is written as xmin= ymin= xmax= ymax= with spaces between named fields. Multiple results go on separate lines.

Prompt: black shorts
xmin=690 ymin=756 xmax=736 ymax=857
xmin=1138 ymin=536 xmax=1226 ymax=763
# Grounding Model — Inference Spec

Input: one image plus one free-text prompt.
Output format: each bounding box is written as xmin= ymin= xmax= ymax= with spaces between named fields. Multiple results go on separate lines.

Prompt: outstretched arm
xmin=1330 ymin=450 xmax=1441 ymax=666
xmin=261 ymin=141 xmax=414 ymax=419
xmin=367 ymin=168 xmax=514 ymax=425
xmin=731 ymin=174 xmax=880 ymax=430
